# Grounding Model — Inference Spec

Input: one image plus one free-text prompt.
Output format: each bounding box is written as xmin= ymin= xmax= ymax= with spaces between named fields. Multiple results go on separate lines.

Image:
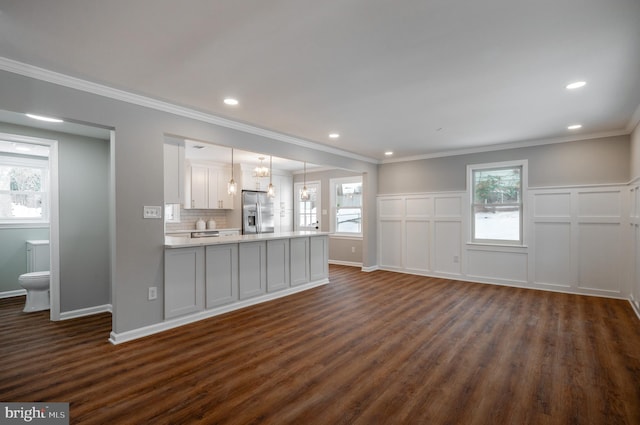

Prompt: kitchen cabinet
xmin=185 ymin=162 xmax=234 ymax=209
xmin=164 ymin=247 xmax=204 ymax=319
xmin=267 ymin=239 xmax=290 ymax=292
xmin=310 ymin=235 xmax=329 ymax=281
xmin=239 ymin=241 xmax=267 ymax=299
xmin=290 ymin=237 xmax=310 ymax=286
xmin=205 ymin=244 xmax=238 ymax=308
xmin=164 ymin=140 xmax=185 ymax=204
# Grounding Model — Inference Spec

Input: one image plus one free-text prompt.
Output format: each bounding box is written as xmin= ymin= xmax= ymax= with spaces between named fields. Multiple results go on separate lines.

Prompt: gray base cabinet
xmin=310 ymin=235 xmax=329 ymax=281
xmin=205 ymin=244 xmax=238 ymax=308
xmin=290 ymin=237 xmax=310 ymax=286
xmin=267 ymin=239 xmax=290 ymax=292
xmin=239 ymin=241 xmax=267 ymax=299
xmin=164 ymin=247 xmax=204 ymax=319
xmin=165 ymin=233 xmax=329 ymax=321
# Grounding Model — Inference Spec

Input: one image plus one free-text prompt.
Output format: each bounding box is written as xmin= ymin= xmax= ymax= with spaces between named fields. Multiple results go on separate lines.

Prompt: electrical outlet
xmin=143 ymin=206 xmax=162 ymax=219
xmin=148 ymin=286 xmax=158 ymax=300
xmin=351 ymin=246 xmax=356 ymax=253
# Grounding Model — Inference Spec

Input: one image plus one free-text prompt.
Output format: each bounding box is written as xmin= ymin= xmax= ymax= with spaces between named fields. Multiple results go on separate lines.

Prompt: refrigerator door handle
xmin=256 ymin=201 xmax=262 ymax=233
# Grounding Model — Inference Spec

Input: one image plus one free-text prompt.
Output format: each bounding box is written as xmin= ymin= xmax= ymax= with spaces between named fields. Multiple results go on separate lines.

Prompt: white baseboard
xmin=109 ymin=279 xmax=329 ymax=345
xmin=60 ymin=304 xmax=112 ymax=320
xmin=0 ymin=289 xmax=26 ymax=299
xmin=329 ymin=260 xmax=362 ymax=268
xmin=361 ymin=265 xmax=380 ymax=272
xmin=630 ymin=298 xmax=640 ymax=321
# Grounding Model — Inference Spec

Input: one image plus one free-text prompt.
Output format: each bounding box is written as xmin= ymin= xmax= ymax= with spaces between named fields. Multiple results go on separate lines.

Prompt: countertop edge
xmin=165 ymin=231 xmax=330 ymax=248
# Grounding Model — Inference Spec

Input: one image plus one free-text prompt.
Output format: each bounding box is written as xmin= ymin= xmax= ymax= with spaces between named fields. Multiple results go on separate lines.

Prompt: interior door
xmin=294 ymin=181 xmax=321 ymax=231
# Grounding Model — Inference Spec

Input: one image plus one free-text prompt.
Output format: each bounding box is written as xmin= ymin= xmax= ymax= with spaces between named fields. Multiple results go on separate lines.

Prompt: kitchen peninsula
xmin=164 ymin=231 xmax=329 ymax=324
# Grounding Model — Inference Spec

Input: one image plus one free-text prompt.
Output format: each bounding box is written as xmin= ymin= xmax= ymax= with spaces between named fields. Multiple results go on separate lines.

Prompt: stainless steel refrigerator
xmin=242 ymin=190 xmax=275 ymax=235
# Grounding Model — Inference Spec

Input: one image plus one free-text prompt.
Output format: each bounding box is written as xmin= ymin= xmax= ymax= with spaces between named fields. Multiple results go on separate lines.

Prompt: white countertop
xmin=165 ymin=228 xmax=240 ymax=235
xmin=165 ymin=231 xmax=329 ymax=248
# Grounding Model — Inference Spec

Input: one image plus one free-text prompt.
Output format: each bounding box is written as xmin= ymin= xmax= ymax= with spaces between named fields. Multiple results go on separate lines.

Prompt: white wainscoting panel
xmin=533 ymin=222 xmax=572 ymax=288
xmin=578 ymin=190 xmax=621 ymax=218
xmin=379 ymin=220 xmax=403 ymax=269
xmin=406 ymin=196 xmax=432 ymax=218
xmin=405 ymin=220 xmax=430 ymax=272
xmin=434 ymin=221 xmax=461 ymax=275
xmin=434 ymin=196 xmax=462 ymax=217
xmin=379 ymin=197 xmax=404 ymax=218
xmin=379 ymin=186 xmax=630 ymax=300
xmin=577 ymin=223 xmax=622 ymax=293
xmin=533 ymin=192 xmax=571 ymax=218
xmin=467 ymin=249 xmax=528 ymax=283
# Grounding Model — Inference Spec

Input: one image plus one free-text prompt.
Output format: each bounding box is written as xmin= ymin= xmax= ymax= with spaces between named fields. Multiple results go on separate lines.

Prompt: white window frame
xmin=467 ymin=160 xmax=527 ymax=246
xmin=330 ymin=175 xmax=363 ymax=237
xmin=0 ymin=154 xmax=50 ymax=225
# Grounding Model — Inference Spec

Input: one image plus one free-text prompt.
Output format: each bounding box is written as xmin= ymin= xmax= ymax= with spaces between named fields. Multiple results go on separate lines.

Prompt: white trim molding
xmin=0 ymin=289 xmax=27 ymax=299
xmin=109 ymin=279 xmax=328 ymax=345
xmin=59 ymin=304 xmax=112 ymax=321
xmin=0 ymin=56 xmax=377 ymax=165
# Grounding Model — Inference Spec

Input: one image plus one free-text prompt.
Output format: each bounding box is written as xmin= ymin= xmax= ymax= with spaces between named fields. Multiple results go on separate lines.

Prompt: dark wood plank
xmin=1 ymin=266 xmax=639 ymax=424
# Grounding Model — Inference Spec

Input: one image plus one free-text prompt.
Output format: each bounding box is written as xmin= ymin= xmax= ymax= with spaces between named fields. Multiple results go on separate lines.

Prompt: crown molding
xmin=382 ymin=129 xmax=630 ymax=164
xmin=627 ymin=102 xmax=640 ymax=134
xmin=0 ymin=56 xmax=378 ymax=164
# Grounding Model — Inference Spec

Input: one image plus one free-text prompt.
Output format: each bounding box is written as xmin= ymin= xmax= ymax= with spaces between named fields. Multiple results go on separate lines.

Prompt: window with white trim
xmin=468 ymin=160 xmax=526 ymax=245
xmin=0 ymin=155 xmax=49 ymax=223
xmin=330 ymin=176 xmax=363 ymax=236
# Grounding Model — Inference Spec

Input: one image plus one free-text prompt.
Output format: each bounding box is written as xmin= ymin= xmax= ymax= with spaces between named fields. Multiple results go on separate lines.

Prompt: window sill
xmin=466 ymin=242 xmax=528 ymax=252
xmin=330 ymin=234 xmax=363 ymax=241
xmin=0 ymin=222 xmax=50 ymax=229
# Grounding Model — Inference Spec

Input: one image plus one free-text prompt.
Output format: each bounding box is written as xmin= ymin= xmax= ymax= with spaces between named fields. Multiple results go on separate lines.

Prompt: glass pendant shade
xmin=300 ymin=161 xmax=310 ymax=200
xmin=228 ymin=148 xmax=237 ymax=195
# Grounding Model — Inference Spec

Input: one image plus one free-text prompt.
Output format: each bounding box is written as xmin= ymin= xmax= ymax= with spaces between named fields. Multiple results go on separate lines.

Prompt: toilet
xmin=19 ymin=271 xmax=50 ymax=312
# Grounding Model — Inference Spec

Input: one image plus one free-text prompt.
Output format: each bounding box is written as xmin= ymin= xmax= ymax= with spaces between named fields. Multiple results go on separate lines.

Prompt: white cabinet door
xmin=164 ymin=247 xmax=205 ymax=319
xmin=163 ymin=140 xmax=184 ymax=205
xmin=186 ymin=164 xmax=208 ymax=209
xmin=186 ymin=163 xmax=234 ymax=209
xmin=205 ymin=244 xmax=238 ymax=308
xmin=290 ymin=237 xmax=310 ymax=286
xmin=267 ymin=239 xmax=289 ymax=292
xmin=310 ymin=235 xmax=329 ymax=281
xmin=239 ymin=241 xmax=267 ymax=299
xmin=216 ymin=167 xmax=234 ymax=210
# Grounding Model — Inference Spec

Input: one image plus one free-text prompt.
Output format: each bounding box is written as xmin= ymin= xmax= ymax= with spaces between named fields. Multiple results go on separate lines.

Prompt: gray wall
xmin=378 ymin=135 xmax=631 ymax=194
xmin=0 ymin=227 xmax=49 ymax=292
xmin=0 ymin=69 xmax=378 ymax=334
xmin=58 ymin=130 xmax=110 ymax=311
xmin=0 ymin=122 xmax=110 ymax=311
xmin=294 ymin=168 xmax=364 ymax=264
xmin=631 ymin=123 xmax=640 ymax=181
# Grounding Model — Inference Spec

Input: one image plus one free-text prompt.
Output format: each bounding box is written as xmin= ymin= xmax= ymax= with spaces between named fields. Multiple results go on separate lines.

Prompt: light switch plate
xmin=143 ymin=206 xmax=162 ymax=219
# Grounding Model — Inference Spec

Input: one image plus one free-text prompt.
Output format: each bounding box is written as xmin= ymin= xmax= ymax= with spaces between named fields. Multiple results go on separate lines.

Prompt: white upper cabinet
xmin=163 ymin=140 xmax=185 ymax=205
xmin=185 ymin=162 xmax=234 ymax=209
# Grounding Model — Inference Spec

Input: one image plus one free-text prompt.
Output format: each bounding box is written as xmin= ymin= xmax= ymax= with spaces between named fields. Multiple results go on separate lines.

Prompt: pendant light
xmin=254 ymin=156 xmax=269 ymax=178
xmin=300 ymin=161 xmax=310 ymax=201
xmin=227 ymin=148 xmax=237 ymax=196
xmin=267 ymin=155 xmax=275 ymax=198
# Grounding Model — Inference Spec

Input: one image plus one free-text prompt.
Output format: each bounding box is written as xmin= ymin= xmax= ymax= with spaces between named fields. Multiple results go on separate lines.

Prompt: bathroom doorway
xmin=0 ymin=110 xmax=112 ymax=321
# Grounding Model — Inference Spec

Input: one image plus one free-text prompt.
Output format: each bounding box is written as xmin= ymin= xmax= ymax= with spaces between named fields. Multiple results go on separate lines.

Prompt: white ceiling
xmin=0 ymin=0 xmax=639 ymax=162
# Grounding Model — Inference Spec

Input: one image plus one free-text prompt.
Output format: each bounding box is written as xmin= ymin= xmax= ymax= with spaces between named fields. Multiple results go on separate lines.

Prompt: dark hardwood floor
xmin=2 ymin=265 xmax=640 ymax=424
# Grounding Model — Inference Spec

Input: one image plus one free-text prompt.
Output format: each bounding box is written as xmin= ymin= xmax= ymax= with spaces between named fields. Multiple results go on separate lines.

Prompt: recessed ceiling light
xmin=384 ymin=151 xmax=394 ymax=156
xmin=26 ymin=113 xmax=64 ymax=123
xmin=329 ymin=133 xmax=340 ymax=139
xmin=567 ymin=124 xmax=582 ymax=130
xmin=223 ymin=98 xmax=239 ymax=106
xmin=566 ymin=81 xmax=586 ymax=90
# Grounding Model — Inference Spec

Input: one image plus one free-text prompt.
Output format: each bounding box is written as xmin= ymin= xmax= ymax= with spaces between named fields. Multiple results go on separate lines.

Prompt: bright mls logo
xmin=1 ymin=403 xmax=69 ymax=424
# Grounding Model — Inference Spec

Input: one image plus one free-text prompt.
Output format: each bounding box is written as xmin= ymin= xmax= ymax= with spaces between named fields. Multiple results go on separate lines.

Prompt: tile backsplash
xmin=165 ymin=208 xmax=229 ymax=232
